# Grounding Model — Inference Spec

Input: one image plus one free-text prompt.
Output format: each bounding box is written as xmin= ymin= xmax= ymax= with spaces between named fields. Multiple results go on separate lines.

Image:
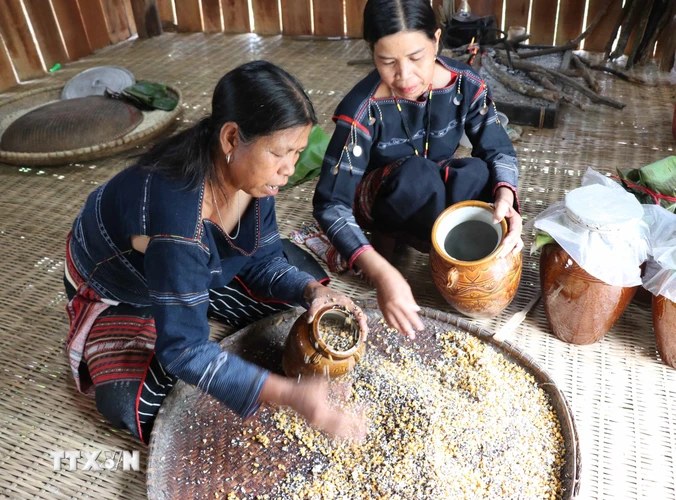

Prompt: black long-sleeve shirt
xmin=313 ymin=56 xmax=519 ymax=268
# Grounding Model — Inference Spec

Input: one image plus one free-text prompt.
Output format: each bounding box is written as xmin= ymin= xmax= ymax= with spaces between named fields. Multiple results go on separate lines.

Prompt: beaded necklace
xmin=391 ymin=84 xmax=434 ymax=158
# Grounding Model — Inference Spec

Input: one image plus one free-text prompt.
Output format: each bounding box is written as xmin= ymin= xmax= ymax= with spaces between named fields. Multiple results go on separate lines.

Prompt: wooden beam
xmin=281 ymin=0 xmax=312 ymax=36
xmin=78 ymin=0 xmax=112 ymax=49
xmin=157 ymin=0 xmax=175 ymax=22
xmin=252 ymin=0 xmax=280 ymax=35
xmin=202 ymin=0 xmax=223 ymax=32
xmin=584 ymin=0 xmax=623 ymax=52
xmin=312 ymin=0 xmax=343 ymax=37
xmin=176 ymin=0 xmax=203 ymax=31
xmin=100 ymin=0 xmax=132 ymax=43
xmin=22 ymin=0 xmax=69 ymax=68
xmin=221 ymin=0 xmax=250 ymax=33
xmin=503 ymin=0 xmax=529 ymax=35
xmin=345 ymin=0 xmax=366 ymax=38
xmin=51 ymin=0 xmax=91 ymax=60
xmin=0 ymin=0 xmax=44 ymax=79
xmin=0 ymin=35 xmax=19 ymax=91
xmin=555 ymin=0 xmax=586 ymax=45
xmin=529 ymin=0 xmax=558 ymax=45
xmin=129 ymin=0 xmax=163 ymax=37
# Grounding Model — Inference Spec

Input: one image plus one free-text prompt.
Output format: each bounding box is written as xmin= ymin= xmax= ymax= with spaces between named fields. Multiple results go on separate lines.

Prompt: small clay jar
xmin=429 ymin=200 xmax=522 ymax=318
xmin=282 ymin=305 xmax=366 ymax=378
xmin=653 ymin=294 xmax=676 ymax=368
xmin=540 ymin=243 xmax=638 ymax=345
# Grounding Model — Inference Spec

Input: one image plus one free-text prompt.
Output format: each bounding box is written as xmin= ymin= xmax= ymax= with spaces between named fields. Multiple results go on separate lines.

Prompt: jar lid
xmin=62 ymin=66 xmax=136 ymax=100
xmin=564 ymin=184 xmax=643 ymax=232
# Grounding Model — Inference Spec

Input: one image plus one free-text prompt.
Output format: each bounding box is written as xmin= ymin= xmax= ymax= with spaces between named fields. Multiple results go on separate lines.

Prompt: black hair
xmin=362 ymin=0 xmax=438 ymax=48
xmin=138 ymin=60 xmax=317 ymax=189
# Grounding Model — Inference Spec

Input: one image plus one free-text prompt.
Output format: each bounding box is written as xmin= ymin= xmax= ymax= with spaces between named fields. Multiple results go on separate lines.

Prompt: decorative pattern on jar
xmin=429 ymin=201 xmax=522 ymax=319
xmin=282 ymin=305 xmax=366 ymax=378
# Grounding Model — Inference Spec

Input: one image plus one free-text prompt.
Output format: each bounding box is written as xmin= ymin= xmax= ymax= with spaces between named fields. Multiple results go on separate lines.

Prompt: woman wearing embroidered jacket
xmin=64 ymin=61 xmax=368 ymax=444
xmin=313 ymin=0 xmax=523 ymax=338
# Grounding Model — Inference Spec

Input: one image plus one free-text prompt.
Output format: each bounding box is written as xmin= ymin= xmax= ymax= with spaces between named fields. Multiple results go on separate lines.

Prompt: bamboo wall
xmin=0 ymin=0 xmax=671 ymax=94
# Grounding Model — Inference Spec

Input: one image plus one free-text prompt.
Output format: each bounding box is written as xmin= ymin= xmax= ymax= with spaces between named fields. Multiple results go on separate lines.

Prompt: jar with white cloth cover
xmin=641 ymin=205 xmax=676 ymax=368
xmin=534 ymin=169 xmax=649 ymax=345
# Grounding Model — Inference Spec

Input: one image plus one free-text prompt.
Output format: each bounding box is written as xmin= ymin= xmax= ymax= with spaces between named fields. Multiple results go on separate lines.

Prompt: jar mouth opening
xmin=315 ymin=307 xmax=363 ymax=357
xmin=431 ymin=201 xmax=506 ymax=264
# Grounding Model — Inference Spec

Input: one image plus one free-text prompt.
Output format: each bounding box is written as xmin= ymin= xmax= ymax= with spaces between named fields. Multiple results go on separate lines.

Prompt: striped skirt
xmin=64 ymin=239 xmax=295 ymax=444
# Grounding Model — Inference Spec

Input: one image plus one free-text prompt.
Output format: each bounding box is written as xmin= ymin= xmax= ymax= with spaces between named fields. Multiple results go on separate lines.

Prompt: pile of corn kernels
xmin=272 ymin=329 xmax=566 ymax=500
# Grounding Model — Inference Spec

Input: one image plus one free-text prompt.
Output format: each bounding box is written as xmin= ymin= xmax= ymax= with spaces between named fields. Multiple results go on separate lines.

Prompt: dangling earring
xmin=226 ymin=153 xmax=231 ymax=163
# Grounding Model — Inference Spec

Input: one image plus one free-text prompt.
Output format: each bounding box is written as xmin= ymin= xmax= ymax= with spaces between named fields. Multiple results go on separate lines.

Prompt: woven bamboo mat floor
xmin=0 ymin=33 xmax=674 ymax=499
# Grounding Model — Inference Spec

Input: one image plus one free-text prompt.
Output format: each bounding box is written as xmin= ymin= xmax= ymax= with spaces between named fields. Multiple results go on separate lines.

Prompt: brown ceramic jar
xmin=282 ymin=305 xmax=366 ymax=378
xmin=653 ymin=294 xmax=676 ymax=369
xmin=540 ymin=243 xmax=638 ymax=345
xmin=429 ymin=201 xmax=522 ymax=319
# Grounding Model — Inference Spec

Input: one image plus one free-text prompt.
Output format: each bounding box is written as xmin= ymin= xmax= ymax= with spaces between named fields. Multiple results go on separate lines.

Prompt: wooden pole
xmin=130 ymin=0 xmax=163 ymax=37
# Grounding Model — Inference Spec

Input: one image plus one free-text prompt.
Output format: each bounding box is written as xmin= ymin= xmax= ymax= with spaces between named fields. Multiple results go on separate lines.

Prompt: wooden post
xmin=100 ymin=0 xmax=132 ymax=43
xmin=78 ymin=0 xmax=113 ymax=50
xmin=51 ymin=0 xmax=92 ymax=60
xmin=22 ymin=0 xmax=69 ymax=67
xmin=345 ymin=0 xmax=367 ymax=38
xmin=280 ymin=0 xmax=312 ymax=36
xmin=0 ymin=0 xmax=45 ymax=79
xmin=529 ymin=0 xmax=558 ymax=45
xmin=492 ymin=0 xmax=504 ymax=32
xmin=252 ymin=0 xmax=281 ymax=35
xmin=555 ymin=0 xmax=586 ymax=45
xmin=312 ymin=0 xmax=343 ymax=37
xmin=130 ymin=0 xmax=163 ymax=37
xmin=0 ymin=35 xmax=19 ymax=91
xmin=157 ymin=0 xmax=175 ymax=22
xmin=221 ymin=0 xmax=250 ymax=33
xmin=470 ymin=0 xmax=495 ymax=17
xmin=584 ymin=0 xmax=623 ymax=52
xmin=176 ymin=0 xmax=203 ymax=32
xmin=203 ymin=0 xmax=223 ymax=32
xmin=503 ymin=0 xmax=529 ymax=36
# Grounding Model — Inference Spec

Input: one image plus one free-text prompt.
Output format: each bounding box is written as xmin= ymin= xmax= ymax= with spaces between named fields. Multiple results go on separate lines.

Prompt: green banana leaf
xmin=532 ymin=231 xmax=555 ymax=252
xmin=618 ymin=156 xmax=676 ymax=213
xmin=121 ymin=81 xmax=178 ymax=111
xmin=282 ymin=125 xmax=330 ymax=190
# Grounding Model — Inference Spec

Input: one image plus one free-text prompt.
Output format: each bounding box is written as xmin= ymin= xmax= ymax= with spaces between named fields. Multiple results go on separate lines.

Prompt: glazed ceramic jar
xmin=654 ymin=294 xmax=676 ymax=368
xmin=540 ymin=243 xmax=638 ymax=344
xmin=640 ymin=206 xmax=676 ymax=369
xmin=429 ymin=201 xmax=522 ymax=318
xmin=282 ymin=305 xmax=366 ymax=378
xmin=535 ymin=177 xmax=648 ymax=345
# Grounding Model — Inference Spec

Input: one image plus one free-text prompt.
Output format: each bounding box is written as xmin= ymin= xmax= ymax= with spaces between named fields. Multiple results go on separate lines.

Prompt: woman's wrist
xmin=354 ymin=247 xmax=392 ymax=284
xmin=303 ymin=280 xmax=324 ymax=304
xmin=259 ymin=373 xmax=293 ymax=407
xmin=495 ymin=186 xmax=515 ymax=205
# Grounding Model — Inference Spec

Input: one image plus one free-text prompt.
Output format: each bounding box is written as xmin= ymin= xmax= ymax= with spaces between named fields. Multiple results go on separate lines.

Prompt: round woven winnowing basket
xmin=0 ymin=84 xmax=182 ymax=166
xmin=147 ymin=300 xmax=581 ymax=499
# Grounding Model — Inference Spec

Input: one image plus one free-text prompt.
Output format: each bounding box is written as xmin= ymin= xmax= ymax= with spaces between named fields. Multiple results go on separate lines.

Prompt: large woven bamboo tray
xmin=0 ymin=84 xmax=182 ymax=166
xmin=147 ymin=300 xmax=580 ymax=499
